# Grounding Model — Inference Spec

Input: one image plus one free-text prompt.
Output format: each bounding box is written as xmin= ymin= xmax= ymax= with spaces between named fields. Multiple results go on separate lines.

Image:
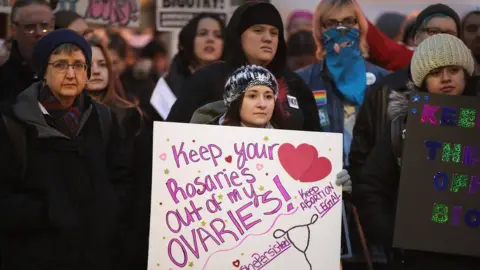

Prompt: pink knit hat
xmin=287 ymin=10 xmax=313 ymax=31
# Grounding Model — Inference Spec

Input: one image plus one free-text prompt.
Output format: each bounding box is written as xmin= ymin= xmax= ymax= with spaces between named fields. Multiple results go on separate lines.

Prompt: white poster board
xmin=149 ymin=122 xmax=343 ymax=270
xmin=55 ymin=0 xmax=141 ymax=27
xmin=156 ymin=0 xmax=229 ymax=31
xmin=0 ymin=0 xmax=11 ymax=14
xmin=150 ymin=77 xmax=177 ymax=120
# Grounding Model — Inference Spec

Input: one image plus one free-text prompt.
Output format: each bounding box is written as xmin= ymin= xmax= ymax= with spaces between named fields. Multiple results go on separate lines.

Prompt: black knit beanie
xmin=414 ymin=4 xmax=461 ymax=36
xmin=33 ymin=29 xmax=92 ymax=79
xmin=237 ymin=3 xmax=283 ymax=35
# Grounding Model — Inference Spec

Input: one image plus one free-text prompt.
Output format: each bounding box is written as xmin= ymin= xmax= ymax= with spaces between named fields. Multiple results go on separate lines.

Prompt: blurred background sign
xmin=55 ymin=0 xmax=141 ymax=27
xmin=156 ymin=0 xmax=229 ymax=31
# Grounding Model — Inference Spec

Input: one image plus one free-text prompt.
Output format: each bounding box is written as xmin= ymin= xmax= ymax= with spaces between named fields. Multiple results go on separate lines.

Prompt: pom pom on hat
xmin=410 ymin=34 xmax=474 ymax=87
xmin=33 ymin=29 xmax=92 ymax=79
xmin=224 ymin=65 xmax=278 ymax=108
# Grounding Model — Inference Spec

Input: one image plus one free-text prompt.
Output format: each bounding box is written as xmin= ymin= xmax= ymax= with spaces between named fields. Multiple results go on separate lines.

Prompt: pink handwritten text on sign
xmin=85 ymin=0 xmax=139 ymax=26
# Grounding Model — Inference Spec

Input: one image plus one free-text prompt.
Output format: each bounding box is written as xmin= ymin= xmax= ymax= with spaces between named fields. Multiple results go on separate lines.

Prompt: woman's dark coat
xmin=0 ymin=82 xmax=132 ymax=270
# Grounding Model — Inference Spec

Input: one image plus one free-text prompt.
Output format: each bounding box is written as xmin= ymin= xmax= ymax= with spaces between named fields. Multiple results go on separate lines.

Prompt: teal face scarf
xmin=323 ymin=27 xmax=366 ymax=105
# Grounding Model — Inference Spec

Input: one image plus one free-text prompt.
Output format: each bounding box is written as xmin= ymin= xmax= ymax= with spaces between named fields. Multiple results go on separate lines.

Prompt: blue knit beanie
xmin=33 ymin=29 xmax=92 ymax=79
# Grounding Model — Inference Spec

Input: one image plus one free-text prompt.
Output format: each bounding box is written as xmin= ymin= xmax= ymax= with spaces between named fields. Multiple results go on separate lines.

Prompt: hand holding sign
xmin=278 ymin=143 xmax=332 ymax=182
xmin=149 ymin=123 xmax=343 ymax=270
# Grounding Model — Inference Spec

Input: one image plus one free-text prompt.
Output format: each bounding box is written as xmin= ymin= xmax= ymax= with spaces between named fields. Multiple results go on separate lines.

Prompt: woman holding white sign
xmin=167 ymin=2 xmax=321 ymax=132
xmin=191 ymin=64 xmax=351 ymax=189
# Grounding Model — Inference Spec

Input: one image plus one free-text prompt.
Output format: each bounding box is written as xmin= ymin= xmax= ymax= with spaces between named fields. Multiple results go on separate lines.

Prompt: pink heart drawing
xmin=256 ymin=163 xmax=264 ymax=171
xmin=278 ymin=143 xmax=332 ymax=182
xmin=159 ymin=153 xmax=167 ymax=161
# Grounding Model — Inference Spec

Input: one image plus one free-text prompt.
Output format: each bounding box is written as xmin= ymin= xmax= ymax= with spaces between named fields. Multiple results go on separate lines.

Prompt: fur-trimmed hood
xmin=387 ymin=81 xmax=417 ymax=122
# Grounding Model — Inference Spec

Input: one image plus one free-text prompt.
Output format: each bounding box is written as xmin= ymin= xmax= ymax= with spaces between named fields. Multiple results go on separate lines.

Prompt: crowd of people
xmin=0 ymin=0 xmax=479 ymax=269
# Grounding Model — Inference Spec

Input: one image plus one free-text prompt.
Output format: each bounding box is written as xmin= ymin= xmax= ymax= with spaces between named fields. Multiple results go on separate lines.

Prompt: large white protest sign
xmin=156 ymin=0 xmax=228 ymax=31
xmin=55 ymin=0 xmax=140 ymax=27
xmin=149 ymin=122 xmax=343 ymax=270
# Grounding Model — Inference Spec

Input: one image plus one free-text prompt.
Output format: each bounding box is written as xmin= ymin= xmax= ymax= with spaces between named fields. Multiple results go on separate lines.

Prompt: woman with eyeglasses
xmin=296 ymin=0 xmax=389 ymax=267
xmin=0 ymin=29 xmax=131 ymax=270
xmin=297 ymin=0 xmax=388 ymax=167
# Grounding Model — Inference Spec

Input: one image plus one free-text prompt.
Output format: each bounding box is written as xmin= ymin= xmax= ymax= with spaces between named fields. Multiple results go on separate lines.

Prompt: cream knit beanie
xmin=410 ymin=34 xmax=475 ymax=87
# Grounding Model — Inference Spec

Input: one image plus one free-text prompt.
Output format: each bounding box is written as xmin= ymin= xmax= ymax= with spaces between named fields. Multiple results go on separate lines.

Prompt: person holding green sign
xmin=355 ymin=34 xmax=479 ymax=269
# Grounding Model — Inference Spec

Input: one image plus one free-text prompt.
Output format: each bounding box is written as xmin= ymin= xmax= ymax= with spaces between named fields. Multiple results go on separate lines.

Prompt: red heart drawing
xmin=301 ymin=156 xmax=332 ymax=182
xmin=232 ymin=259 xmax=240 ymax=267
xmin=278 ymin=143 xmax=332 ymax=182
xmin=278 ymin=143 xmax=316 ymax=180
xmin=225 ymin=155 xmax=232 ymax=163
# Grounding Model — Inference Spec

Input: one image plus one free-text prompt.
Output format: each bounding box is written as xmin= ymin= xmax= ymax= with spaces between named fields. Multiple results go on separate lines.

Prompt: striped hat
xmin=224 ymin=65 xmax=278 ymax=108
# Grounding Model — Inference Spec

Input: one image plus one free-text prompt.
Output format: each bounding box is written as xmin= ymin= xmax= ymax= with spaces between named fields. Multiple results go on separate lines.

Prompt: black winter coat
xmin=119 ymin=108 xmax=154 ymax=270
xmin=0 ymin=83 xmax=132 ymax=270
xmin=0 ymin=42 xmax=39 ymax=103
xmin=164 ymin=54 xmax=192 ymax=98
xmin=349 ymin=68 xmax=409 ymax=190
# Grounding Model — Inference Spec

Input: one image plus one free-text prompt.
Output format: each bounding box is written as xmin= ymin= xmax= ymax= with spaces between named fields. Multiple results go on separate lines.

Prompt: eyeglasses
xmin=13 ymin=20 xmax=53 ymax=35
xmin=421 ymin=27 xmax=457 ymax=36
xmin=323 ymin=17 xmax=358 ymax=30
xmin=48 ymin=61 xmax=88 ymax=73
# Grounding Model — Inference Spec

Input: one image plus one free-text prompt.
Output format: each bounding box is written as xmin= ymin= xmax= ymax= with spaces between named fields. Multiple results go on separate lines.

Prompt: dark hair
xmin=175 ymin=13 xmax=225 ymax=75
xmin=140 ymin=40 xmax=167 ymax=59
xmin=462 ymin=10 xmax=480 ymax=31
xmin=11 ymin=0 xmax=50 ymax=23
xmin=287 ymin=30 xmax=315 ymax=57
xmin=223 ymin=94 xmax=284 ymax=128
xmin=222 ymin=97 xmax=243 ymax=126
xmin=87 ymin=38 xmax=145 ymax=127
xmin=420 ymin=69 xmax=476 ymax=96
xmin=402 ymin=20 xmax=416 ymax=44
xmin=108 ymin=33 xmax=127 ymax=59
xmin=54 ymin=10 xmax=83 ymax=29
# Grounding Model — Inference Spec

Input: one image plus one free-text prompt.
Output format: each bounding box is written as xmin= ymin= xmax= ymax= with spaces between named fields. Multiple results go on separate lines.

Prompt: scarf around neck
xmin=38 ymin=86 xmax=84 ymax=137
